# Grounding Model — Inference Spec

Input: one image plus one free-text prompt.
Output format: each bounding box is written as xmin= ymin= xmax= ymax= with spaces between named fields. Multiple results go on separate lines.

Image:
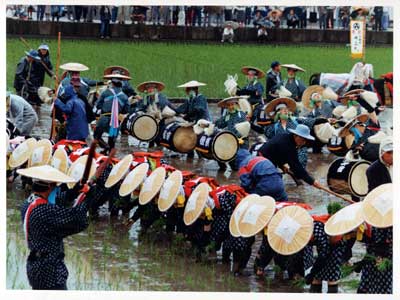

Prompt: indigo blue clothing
xmin=121 ymin=80 xmax=137 ymax=97
xmin=58 ymin=76 xmax=98 ymax=100
xmin=175 ymin=93 xmax=211 ymax=122
xmin=54 ymin=86 xmax=89 ymax=141
xmin=36 ymin=52 xmax=53 ymax=86
xmin=280 ymin=78 xmax=306 ymax=102
xmin=259 ymin=133 xmax=315 ymax=185
xmin=215 ymin=110 xmax=247 ymax=138
xmin=237 ymin=81 xmax=264 ymax=106
xmin=306 ymin=100 xmax=338 ymax=119
xmin=95 ymin=87 xmax=129 ymax=114
xmin=14 ymin=57 xmax=41 ymax=93
xmin=266 ymin=69 xmax=282 ymax=101
xmin=133 ymin=93 xmax=174 ymax=113
xmin=236 ymin=149 xmax=288 ymax=200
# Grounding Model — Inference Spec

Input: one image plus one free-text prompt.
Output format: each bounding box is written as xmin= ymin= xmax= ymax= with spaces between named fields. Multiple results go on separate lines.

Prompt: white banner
xmin=350 ymin=20 xmax=365 ymax=59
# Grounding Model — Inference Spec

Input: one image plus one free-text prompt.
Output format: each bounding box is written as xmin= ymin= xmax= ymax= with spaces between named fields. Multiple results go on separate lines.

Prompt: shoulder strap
xmin=23 ymin=196 xmax=48 ymax=242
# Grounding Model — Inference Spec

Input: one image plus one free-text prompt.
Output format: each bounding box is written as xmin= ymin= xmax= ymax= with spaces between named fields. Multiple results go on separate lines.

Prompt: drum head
xmin=173 ymin=126 xmax=197 ymax=153
xmin=213 ymin=131 xmax=239 ymax=162
xmin=349 ymin=161 xmax=371 ymax=197
xmin=131 ymin=115 xmax=158 ymax=141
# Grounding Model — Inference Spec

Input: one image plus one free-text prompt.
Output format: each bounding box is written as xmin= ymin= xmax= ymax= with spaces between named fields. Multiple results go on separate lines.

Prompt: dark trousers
xmin=37 ymin=6 xmax=45 ymax=20
xmin=287 ymin=20 xmax=299 ymax=28
xmin=74 ymin=6 xmax=83 ymax=21
xmin=375 ymin=16 xmax=382 ymax=31
xmin=100 ymin=20 xmax=110 ymax=37
xmin=33 ymin=283 xmax=67 ymax=290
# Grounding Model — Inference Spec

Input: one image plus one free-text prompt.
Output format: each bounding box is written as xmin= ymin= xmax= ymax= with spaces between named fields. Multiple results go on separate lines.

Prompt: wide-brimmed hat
xmin=105 ymin=154 xmax=133 ymax=188
xmin=38 ymin=86 xmax=53 ymax=104
xmin=288 ymin=124 xmax=315 ymax=141
xmin=281 ymin=64 xmax=306 ymax=72
xmin=50 ymin=147 xmax=69 ymax=173
xmin=66 ymin=155 xmax=96 ymax=189
xmin=229 ymin=194 xmax=259 ymax=237
xmin=241 ymin=66 xmax=265 ymax=79
xmin=238 ymin=196 xmax=276 ymax=238
xmin=139 ymin=167 xmax=166 ymax=205
xmin=60 ymin=62 xmax=89 ymax=72
xmin=158 ymin=170 xmax=183 ymax=212
xmin=119 ymin=163 xmax=149 ymax=197
xmin=267 ymin=205 xmax=314 ymax=255
xmin=362 ymin=183 xmax=392 ymax=228
xmin=217 ymin=96 xmax=241 ymax=108
xmin=324 ymin=202 xmax=364 ymax=236
xmin=17 ymin=165 xmax=77 ymax=184
xmin=25 ymin=50 xmax=41 ymax=60
xmin=177 ymin=81 xmax=207 ymax=88
xmin=338 ymin=114 xmax=369 ymax=137
xmin=38 ymin=44 xmax=49 ymax=51
xmin=224 ymin=20 xmax=239 ymax=29
xmin=302 ymin=85 xmax=324 ymax=110
xmin=183 ymin=182 xmax=211 ymax=226
xmin=267 ymin=9 xmax=282 ymax=18
xmin=28 ymin=139 xmax=53 ymax=167
xmin=137 ymin=81 xmax=165 ymax=93
xmin=265 ymin=97 xmax=297 ymax=116
xmin=103 ymin=65 xmax=130 ymax=77
xmin=103 ymin=73 xmax=132 ymax=80
xmin=8 ymin=137 xmax=37 ymax=169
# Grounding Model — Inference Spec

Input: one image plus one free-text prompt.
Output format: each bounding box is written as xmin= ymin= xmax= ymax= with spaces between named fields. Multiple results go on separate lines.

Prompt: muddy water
xmin=7 ymin=103 xmax=382 ymax=292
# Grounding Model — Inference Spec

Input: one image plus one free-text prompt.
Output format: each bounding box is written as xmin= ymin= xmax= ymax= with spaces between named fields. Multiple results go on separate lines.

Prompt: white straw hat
xmin=158 ymin=170 xmax=183 ymax=212
xmin=139 ymin=167 xmax=166 ymax=205
xmin=105 ymin=154 xmax=133 ymax=188
xmin=324 ymin=202 xmax=364 ymax=236
xmin=17 ymin=165 xmax=77 ymax=183
xmin=362 ymin=183 xmax=392 ymax=228
xmin=119 ymin=163 xmax=149 ymax=197
xmin=8 ymin=137 xmax=37 ymax=169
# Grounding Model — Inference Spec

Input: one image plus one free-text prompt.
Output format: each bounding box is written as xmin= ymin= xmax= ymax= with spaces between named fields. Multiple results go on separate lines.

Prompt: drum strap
xmin=238 ymin=156 xmax=266 ymax=176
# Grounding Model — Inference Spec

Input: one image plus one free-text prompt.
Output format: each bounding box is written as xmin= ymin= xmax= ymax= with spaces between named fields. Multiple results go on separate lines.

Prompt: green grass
xmin=6 ymin=38 xmax=392 ymax=98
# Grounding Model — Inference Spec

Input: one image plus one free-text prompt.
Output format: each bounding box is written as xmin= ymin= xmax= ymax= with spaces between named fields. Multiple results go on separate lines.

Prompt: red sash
xmin=210 ymin=185 xmax=248 ymax=209
xmin=184 ymin=177 xmax=219 ymax=197
xmin=238 ymin=156 xmax=266 ymax=176
xmin=24 ymin=196 xmax=48 ymax=242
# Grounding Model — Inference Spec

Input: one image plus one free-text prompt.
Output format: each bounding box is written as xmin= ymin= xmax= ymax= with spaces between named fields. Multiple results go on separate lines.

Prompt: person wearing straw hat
xmin=53 ymin=82 xmax=89 ymax=142
xmin=175 ymin=80 xmax=211 ymax=123
xmin=36 ymin=44 xmax=55 ymax=86
xmin=264 ymin=97 xmax=314 ymax=169
xmin=266 ymin=61 xmax=282 ymax=102
xmin=259 ymin=124 xmax=323 ymax=189
xmin=366 ymin=136 xmax=392 ymax=192
xmin=236 ymin=148 xmax=287 ymax=201
xmin=18 ymin=165 xmax=92 ymax=290
xmin=104 ymin=66 xmax=137 ymax=98
xmin=6 ymin=91 xmax=38 ymax=136
xmin=279 ymin=64 xmax=307 ymax=102
xmin=93 ymin=74 xmax=129 ymax=153
xmin=13 ymin=49 xmax=42 ymax=105
xmin=356 ymin=184 xmax=393 ymax=294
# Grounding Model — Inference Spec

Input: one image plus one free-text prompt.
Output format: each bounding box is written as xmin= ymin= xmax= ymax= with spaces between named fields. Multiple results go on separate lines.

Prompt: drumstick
xmin=318 ymin=185 xmax=355 ymax=204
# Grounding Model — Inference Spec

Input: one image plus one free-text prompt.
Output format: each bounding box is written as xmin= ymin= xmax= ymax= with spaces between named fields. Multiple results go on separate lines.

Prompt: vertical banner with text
xmin=350 ymin=20 xmax=366 ymax=59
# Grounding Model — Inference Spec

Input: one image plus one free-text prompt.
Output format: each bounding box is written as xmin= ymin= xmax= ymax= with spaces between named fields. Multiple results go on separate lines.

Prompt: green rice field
xmin=6 ymin=38 xmax=392 ymax=98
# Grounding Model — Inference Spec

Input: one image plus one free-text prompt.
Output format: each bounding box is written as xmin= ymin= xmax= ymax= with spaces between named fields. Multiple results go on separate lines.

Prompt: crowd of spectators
xmin=7 ymin=5 xmax=392 ymax=38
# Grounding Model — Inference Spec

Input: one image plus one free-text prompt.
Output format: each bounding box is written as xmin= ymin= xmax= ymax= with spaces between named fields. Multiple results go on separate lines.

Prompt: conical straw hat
xmin=66 ymin=155 xmax=96 ymax=189
xmin=265 ymin=97 xmax=297 ymax=116
xmin=302 ymin=85 xmax=324 ymax=110
xmin=158 ymin=170 xmax=183 ymax=212
xmin=17 ymin=165 xmax=77 ymax=183
xmin=183 ymin=182 xmax=211 ymax=226
xmin=28 ymin=139 xmax=52 ymax=167
xmin=281 ymin=64 xmax=306 ymax=72
xmin=139 ymin=167 xmax=166 ymax=205
xmin=177 ymin=80 xmax=206 ymax=88
xmin=362 ymin=183 xmax=393 ymax=228
xmin=267 ymin=205 xmax=314 ymax=255
xmin=241 ymin=66 xmax=265 ymax=79
xmin=119 ymin=163 xmax=149 ymax=197
xmin=8 ymin=137 xmax=36 ymax=169
xmin=51 ymin=147 xmax=69 ymax=173
xmin=238 ymin=196 xmax=276 ymax=238
xmin=105 ymin=154 xmax=133 ymax=188
xmin=229 ymin=194 xmax=260 ymax=237
xmin=339 ymin=114 xmax=369 ymax=137
xmin=324 ymin=202 xmax=364 ymax=236
xmin=60 ymin=62 xmax=89 ymax=72
xmin=137 ymin=81 xmax=165 ymax=92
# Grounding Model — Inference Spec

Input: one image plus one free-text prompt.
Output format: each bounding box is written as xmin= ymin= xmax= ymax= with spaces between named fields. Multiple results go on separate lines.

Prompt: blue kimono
xmin=175 ymin=93 xmax=211 ymax=122
xmin=281 ymin=77 xmax=306 ymax=102
xmin=132 ymin=93 xmax=173 ymax=113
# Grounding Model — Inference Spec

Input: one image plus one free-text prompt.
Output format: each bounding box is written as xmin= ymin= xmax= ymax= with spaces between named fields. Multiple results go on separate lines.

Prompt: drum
xmin=327 ymin=134 xmax=354 ymax=157
xmin=327 ymin=158 xmax=371 ymax=198
xmin=124 ymin=112 xmax=159 ymax=142
xmin=256 ymin=105 xmax=273 ymax=126
xmin=196 ymin=130 xmax=239 ymax=162
xmin=159 ymin=122 xmax=197 ymax=153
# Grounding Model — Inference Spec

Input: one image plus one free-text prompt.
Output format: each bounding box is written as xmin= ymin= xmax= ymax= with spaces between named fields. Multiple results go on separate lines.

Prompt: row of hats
xmin=225 ymin=183 xmax=392 ymax=256
xmin=241 ymin=64 xmax=306 ymax=79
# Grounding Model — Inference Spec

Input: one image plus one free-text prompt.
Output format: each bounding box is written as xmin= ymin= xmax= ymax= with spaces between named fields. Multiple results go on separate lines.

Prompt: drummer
xmin=236 ymin=66 xmax=265 ymax=131
xmin=259 ymin=124 xmax=323 ymax=189
xmin=133 ymin=81 xmax=175 ymax=118
xmin=366 ymin=136 xmax=392 ymax=191
xmin=303 ymin=89 xmax=338 ymax=119
xmin=103 ymin=66 xmax=137 ymax=98
xmin=278 ymin=64 xmax=307 ymax=102
xmin=175 ymin=80 xmax=211 ymax=122
xmin=93 ymin=73 xmax=129 ymax=153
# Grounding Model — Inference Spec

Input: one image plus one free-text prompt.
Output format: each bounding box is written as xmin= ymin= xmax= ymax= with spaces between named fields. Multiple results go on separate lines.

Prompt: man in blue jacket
xmin=54 ymin=81 xmax=89 ymax=142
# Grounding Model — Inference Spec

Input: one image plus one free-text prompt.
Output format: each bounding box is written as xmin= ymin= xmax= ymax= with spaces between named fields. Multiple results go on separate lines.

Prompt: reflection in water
xmin=7 ymin=103 xmax=369 ymax=292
